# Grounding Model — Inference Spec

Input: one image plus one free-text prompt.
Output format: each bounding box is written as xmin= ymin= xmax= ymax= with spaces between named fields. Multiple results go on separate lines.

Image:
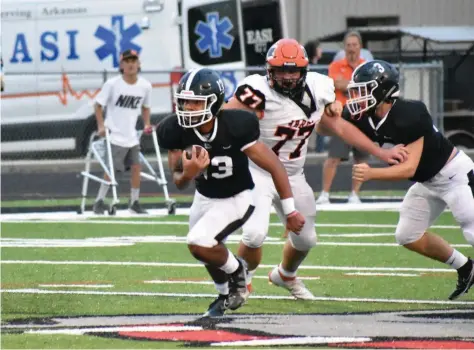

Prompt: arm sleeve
xmin=95 ymin=80 xmax=112 ymax=106
xmin=228 ymin=110 xmax=260 ymax=151
xmin=156 ymin=115 xmax=183 ymax=150
xmin=142 ymin=83 xmax=152 ymax=108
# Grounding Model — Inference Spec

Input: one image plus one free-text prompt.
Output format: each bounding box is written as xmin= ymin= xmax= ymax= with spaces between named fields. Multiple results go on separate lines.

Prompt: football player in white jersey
xmin=203 ymin=38 xmax=409 ymax=309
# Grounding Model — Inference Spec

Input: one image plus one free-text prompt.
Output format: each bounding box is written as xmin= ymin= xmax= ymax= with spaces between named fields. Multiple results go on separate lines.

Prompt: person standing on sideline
xmin=93 ymin=49 xmax=152 ymax=214
xmin=316 ymin=31 xmax=370 ymax=205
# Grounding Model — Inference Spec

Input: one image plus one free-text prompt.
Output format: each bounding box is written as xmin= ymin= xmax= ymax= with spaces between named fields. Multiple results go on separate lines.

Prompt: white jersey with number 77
xmin=234 ymin=72 xmax=336 ymax=176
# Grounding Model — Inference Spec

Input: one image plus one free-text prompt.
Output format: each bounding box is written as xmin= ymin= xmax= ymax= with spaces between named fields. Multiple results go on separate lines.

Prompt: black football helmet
xmin=346 ymin=60 xmax=400 ymax=118
xmin=175 ymin=68 xmax=225 ymax=128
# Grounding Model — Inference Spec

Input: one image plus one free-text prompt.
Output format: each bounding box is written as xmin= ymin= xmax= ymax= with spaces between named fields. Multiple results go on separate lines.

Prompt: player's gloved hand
xmin=379 ymin=144 xmax=409 ymax=165
xmin=182 ymin=146 xmax=210 ymax=179
xmin=324 ymin=100 xmax=343 ymax=117
xmin=352 ymin=162 xmax=371 ymax=182
xmin=143 ymin=124 xmax=154 ymax=135
xmin=97 ymin=125 xmax=106 ymax=137
xmin=285 ymin=210 xmax=305 ymax=234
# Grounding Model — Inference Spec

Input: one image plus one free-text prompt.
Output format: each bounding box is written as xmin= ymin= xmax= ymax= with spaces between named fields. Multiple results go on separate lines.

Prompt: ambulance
xmin=1 ymin=0 xmax=287 ymax=156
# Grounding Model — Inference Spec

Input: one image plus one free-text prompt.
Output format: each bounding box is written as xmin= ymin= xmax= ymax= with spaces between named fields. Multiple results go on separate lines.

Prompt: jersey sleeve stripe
xmin=241 ymin=140 xmax=257 ymax=151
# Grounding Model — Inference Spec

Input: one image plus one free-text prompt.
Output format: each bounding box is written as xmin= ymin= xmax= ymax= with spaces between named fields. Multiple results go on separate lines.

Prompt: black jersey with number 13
xmin=157 ymin=109 xmax=260 ymax=198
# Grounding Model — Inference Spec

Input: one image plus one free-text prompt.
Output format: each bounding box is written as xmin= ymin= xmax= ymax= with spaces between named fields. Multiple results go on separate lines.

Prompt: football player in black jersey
xmin=156 ymin=68 xmax=305 ymax=315
xmin=346 ymin=60 xmax=474 ymax=300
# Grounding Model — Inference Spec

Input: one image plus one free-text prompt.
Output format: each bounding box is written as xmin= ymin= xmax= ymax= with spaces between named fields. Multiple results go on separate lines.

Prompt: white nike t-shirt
xmin=95 ymin=75 xmax=152 ymax=147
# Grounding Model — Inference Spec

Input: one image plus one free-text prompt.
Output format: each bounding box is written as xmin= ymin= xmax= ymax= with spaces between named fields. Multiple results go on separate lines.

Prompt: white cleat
xmin=315 ymin=193 xmax=330 ymax=205
xmin=347 ymin=194 xmax=362 ymax=204
xmin=268 ymin=267 xmax=315 ymax=300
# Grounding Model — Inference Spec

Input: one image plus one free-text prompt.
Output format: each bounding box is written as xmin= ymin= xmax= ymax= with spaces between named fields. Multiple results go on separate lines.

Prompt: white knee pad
xmin=288 ymin=215 xmax=317 ymax=251
xmin=395 ymin=219 xmax=425 ymax=246
xmin=241 ymin=229 xmax=266 ymax=248
xmin=186 ymin=230 xmax=216 ymax=248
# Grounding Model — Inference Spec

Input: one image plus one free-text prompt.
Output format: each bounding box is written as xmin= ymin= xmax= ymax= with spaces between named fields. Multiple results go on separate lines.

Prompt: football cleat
xmin=268 ymin=266 xmax=315 ymax=300
xmin=227 ymin=257 xmax=248 ymax=310
xmin=448 ymin=258 xmax=474 ymax=300
xmin=202 ymin=294 xmax=229 ymax=317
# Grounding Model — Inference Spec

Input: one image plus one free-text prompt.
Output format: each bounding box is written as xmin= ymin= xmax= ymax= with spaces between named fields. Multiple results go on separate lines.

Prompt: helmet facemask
xmin=267 ymin=65 xmax=307 ymax=99
xmin=175 ymin=91 xmax=217 ymax=128
xmin=346 ymin=80 xmax=379 ymax=119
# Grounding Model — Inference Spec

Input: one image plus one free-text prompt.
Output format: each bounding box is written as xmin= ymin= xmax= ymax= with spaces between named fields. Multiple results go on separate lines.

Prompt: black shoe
xmin=227 ymin=257 xmax=248 ymax=310
xmin=93 ymin=199 xmax=107 ymax=215
xmin=202 ymin=294 xmax=228 ymax=317
xmin=449 ymin=258 xmax=474 ymax=300
xmin=129 ymin=200 xmax=148 ymax=214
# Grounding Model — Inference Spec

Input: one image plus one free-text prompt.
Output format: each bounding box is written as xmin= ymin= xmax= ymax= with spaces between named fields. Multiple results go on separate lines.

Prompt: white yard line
xmin=38 ymin=284 xmax=114 ymax=288
xmin=1 ymin=219 xmax=460 ymax=230
xmin=1 ymin=260 xmax=456 ymax=273
xmin=2 ymin=288 xmax=473 ymax=305
xmin=345 ymin=272 xmax=419 ymax=277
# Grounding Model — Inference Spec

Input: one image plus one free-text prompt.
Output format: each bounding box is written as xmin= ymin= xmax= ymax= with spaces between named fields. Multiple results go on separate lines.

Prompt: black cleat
xmin=93 ymin=199 xmax=107 ymax=215
xmin=227 ymin=257 xmax=248 ymax=310
xmin=129 ymin=200 xmax=148 ymax=214
xmin=202 ymin=294 xmax=229 ymax=317
xmin=449 ymin=258 xmax=474 ymax=300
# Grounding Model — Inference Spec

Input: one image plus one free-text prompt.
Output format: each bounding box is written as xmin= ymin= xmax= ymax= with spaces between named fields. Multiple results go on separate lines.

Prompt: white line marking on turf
xmin=2 ymin=289 xmax=473 ymax=305
xmin=211 ymin=336 xmax=373 ymax=347
xmin=345 ymin=272 xmax=419 ymax=277
xmin=1 ymin=219 xmax=460 ymax=230
xmin=144 ymin=276 xmax=321 ymax=285
xmin=26 ymin=325 xmax=202 ymax=335
xmin=1 ymin=260 xmax=456 ymax=273
xmin=3 ymin=237 xmax=470 ymax=248
xmin=38 ymin=284 xmax=114 ymax=288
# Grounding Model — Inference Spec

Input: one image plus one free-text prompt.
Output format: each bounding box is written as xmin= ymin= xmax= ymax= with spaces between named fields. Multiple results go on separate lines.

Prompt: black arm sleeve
xmin=156 ymin=114 xmax=183 ymax=150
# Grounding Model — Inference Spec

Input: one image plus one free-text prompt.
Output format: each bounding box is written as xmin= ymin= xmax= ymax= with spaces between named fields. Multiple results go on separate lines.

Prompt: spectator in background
xmin=316 ymin=31 xmax=370 ymax=205
xmin=304 ymin=39 xmax=323 ymax=64
xmin=333 ymin=45 xmax=374 ymax=62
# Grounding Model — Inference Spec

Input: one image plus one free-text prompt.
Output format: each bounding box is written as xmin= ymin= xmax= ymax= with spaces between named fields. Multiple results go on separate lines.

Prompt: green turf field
xmin=1 ymin=210 xmax=473 ymax=349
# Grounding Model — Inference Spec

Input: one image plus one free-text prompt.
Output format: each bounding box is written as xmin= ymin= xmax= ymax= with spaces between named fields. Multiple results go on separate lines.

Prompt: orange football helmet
xmin=266 ymin=38 xmax=309 ymax=98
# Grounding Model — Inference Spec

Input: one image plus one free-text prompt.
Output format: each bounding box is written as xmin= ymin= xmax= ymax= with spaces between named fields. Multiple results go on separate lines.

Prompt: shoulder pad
xmin=156 ymin=114 xmax=183 ymax=150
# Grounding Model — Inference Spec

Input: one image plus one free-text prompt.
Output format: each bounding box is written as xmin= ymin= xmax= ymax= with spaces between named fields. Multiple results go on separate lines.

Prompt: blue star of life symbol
xmin=94 ymin=15 xmax=142 ymax=68
xmin=195 ymin=12 xmax=234 ymax=58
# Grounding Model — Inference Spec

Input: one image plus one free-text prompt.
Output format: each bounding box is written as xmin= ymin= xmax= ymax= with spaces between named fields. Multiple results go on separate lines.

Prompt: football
xmin=174 ymin=145 xmax=205 ymax=173
xmin=184 ymin=145 xmax=204 ymax=160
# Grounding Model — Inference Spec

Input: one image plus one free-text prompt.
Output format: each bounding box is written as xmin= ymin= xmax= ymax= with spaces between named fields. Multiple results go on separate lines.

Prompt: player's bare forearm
xmin=367 ymin=137 xmax=423 ymax=180
xmin=322 ymin=116 xmax=386 ymax=160
xmin=168 ymin=150 xmax=191 ymax=190
xmin=369 ymin=164 xmax=416 ymax=181
xmin=244 ymin=142 xmax=293 ymax=199
xmin=94 ymin=103 xmax=105 ymax=127
xmin=142 ymin=107 xmax=151 ymax=126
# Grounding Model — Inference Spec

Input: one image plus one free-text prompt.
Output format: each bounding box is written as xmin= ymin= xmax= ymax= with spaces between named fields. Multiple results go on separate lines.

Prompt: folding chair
xmin=78 ymin=127 xmax=176 ymax=215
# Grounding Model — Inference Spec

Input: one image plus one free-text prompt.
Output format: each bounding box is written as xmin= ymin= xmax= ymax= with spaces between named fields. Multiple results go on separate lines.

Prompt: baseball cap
xmin=120 ymin=49 xmax=139 ymax=61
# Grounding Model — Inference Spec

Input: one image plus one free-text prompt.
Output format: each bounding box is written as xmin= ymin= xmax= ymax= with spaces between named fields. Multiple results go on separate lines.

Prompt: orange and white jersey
xmin=234 ymin=72 xmax=335 ymax=176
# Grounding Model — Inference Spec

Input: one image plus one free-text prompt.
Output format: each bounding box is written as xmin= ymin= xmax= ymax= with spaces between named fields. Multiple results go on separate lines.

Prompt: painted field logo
xmin=4 ymin=310 xmax=474 ymax=348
